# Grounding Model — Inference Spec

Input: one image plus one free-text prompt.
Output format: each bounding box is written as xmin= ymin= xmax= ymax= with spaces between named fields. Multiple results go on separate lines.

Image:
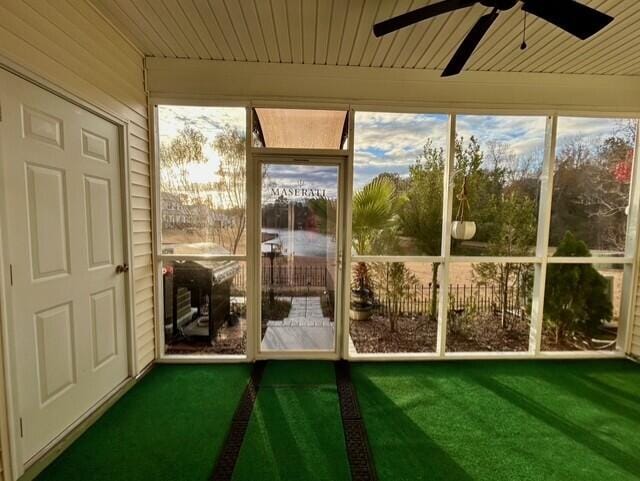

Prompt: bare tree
xmin=212 ymin=126 xmax=246 ymax=254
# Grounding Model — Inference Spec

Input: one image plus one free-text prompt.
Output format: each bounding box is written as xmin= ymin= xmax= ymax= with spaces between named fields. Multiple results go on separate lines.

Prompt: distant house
xmin=161 ymin=192 xmax=191 ymax=229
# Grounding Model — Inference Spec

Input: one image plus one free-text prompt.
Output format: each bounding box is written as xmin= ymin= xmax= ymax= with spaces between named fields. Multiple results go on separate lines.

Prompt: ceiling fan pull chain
xmin=520 ymin=10 xmax=528 ymax=50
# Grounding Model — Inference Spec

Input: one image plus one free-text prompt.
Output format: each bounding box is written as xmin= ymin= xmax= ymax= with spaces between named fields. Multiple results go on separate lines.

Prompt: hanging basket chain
xmin=455 ymin=175 xmax=472 ymax=222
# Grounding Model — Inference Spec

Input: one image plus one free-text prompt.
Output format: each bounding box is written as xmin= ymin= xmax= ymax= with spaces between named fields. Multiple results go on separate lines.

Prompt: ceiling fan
xmin=373 ymin=0 xmax=614 ymax=77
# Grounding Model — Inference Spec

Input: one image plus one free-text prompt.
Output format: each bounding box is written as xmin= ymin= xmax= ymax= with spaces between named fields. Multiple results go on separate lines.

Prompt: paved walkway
xmin=262 ymin=297 xmax=335 ymax=350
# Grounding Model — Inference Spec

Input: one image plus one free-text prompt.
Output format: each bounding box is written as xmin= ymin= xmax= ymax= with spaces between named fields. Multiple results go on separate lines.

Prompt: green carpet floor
xmin=36 ymin=364 xmax=251 ymax=481
xmin=351 ymin=359 xmax=640 ymax=481
xmin=232 ymin=361 xmax=351 ymax=481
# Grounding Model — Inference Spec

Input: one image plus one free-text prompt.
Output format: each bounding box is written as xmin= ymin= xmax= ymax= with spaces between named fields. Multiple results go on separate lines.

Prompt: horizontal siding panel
xmin=131 ymin=196 xmax=151 ymax=210
xmin=132 ymin=220 xmax=152 ymax=234
xmin=0 ymin=2 xmax=147 ymax=116
xmin=137 ymin=347 xmax=156 ymax=371
xmin=130 ymin=184 xmax=151 ymax=199
xmin=130 ymin=172 xmax=151 ymax=188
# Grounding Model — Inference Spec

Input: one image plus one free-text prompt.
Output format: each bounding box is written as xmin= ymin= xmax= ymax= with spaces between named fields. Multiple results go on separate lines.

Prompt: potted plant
xmin=350 ymin=262 xmax=374 ymax=321
xmin=451 ymin=175 xmax=476 ymax=240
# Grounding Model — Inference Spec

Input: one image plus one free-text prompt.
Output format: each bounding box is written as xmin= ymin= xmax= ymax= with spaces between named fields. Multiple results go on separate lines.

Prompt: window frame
xmin=151 ymin=99 xmax=640 ymax=362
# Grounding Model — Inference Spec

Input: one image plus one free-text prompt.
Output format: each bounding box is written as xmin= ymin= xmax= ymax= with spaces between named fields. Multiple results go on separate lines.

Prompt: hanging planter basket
xmin=451 ymin=220 xmax=477 ymax=240
xmin=451 ymin=175 xmax=477 ymax=241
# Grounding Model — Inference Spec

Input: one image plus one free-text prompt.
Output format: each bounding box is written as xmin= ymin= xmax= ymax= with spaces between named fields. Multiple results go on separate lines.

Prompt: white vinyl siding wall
xmin=0 ymin=1 xmax=154 ymax=478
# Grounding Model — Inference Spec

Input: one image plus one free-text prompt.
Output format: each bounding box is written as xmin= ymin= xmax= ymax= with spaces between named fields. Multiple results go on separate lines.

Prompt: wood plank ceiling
xmin=91 ymin=0 xmax=640 ymax=76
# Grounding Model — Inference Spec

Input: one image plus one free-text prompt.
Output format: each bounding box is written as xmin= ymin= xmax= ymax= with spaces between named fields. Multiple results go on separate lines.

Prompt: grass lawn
xmin=351 ymin=359 xmax=640 ymax=481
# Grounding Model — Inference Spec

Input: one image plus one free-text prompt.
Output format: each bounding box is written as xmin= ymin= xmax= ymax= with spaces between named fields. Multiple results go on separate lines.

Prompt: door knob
xmin=116 ymin=264 xmax=129 ymax=274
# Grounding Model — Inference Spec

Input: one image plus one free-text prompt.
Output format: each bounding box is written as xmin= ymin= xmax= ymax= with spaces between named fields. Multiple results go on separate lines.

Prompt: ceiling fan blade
xmin=373 ymin=0 xmax=476 ymax=37
xmin=522 ymin=0 xmax=613 ymax=40
xmin=442 ymin=8 xmax=499 ymax=77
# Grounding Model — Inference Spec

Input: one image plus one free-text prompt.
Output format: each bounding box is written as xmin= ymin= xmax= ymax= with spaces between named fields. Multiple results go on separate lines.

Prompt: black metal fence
xmin=232 ymin=268 xmax=529 ymax=320
xmin=372 ymin=283 xmax=530 ymax=319
xmin=232 ymin=265 xmax=329 ymax=290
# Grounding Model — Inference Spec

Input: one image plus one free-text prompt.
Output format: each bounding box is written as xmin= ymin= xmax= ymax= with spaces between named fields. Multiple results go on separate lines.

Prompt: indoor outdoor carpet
xmin=232 ymin=361 xmax=351 ymax=481
xmin=36 ymin=364 xmax=251 ymax=481
xmin=351 ymin=359 xmax=640 ymax=481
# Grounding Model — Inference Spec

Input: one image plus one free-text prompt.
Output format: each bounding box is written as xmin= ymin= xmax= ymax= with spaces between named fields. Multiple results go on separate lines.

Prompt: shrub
xmin=544 ymin=232 xmax=612 ymax=344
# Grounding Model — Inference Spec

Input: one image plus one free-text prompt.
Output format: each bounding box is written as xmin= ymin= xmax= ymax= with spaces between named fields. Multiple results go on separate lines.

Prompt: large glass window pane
xmin=353 ymin=112 xmax=448 ymax=256
xmin=445 ymin=262 xmax=533 ymax=352
xmin=549 ymin=117 xmax=637 ymax=257
xmin=163 ymin=260 xmax=246 ymax=355
xmin=451 ymin=115 xmax=546 ymax=256
xmin=260 ymin=164 xmax=339 ymax=352
xmin=542 ymin=260 xmax=624 ymax=352
xmin=253 ymin=108 xmax=348 ymax=149
xmin=158 ymin=105 xmax=246 ymax=255
xmin=349 ymin=261 xmax=439 ymax=354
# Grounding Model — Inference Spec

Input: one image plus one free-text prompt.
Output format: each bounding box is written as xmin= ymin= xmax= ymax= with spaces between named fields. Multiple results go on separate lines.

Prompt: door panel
xmin=0 ymin=70 xmax=129 ymax=463
xmin=259 ymin=161 xmax=342 ymax=355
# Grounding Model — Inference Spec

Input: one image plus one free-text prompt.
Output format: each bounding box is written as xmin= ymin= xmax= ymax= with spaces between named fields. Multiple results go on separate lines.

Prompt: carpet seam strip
xmin=335 ymin=361 xmax=378 ymax=481
xmin=210 ymin=361 xmax=267 ymax=481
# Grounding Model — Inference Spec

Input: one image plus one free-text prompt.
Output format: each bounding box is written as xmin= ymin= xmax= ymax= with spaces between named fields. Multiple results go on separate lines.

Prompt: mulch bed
xmin=350 ymin=315 xmax=438 ymax=353
xmin=350 ymin=311 xmax=618 ymax=354
xmin=446 ymin=313 xmax=530 ymax=352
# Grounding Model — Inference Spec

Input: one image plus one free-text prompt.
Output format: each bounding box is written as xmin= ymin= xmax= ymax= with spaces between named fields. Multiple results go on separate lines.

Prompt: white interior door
xmin=0 ymin=70 xmax=129 ymax=464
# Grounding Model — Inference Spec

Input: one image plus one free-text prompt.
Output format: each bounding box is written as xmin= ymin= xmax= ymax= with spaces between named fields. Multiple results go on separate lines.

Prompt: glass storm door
xmin=258 ymin=159 xmax=343 ymax=355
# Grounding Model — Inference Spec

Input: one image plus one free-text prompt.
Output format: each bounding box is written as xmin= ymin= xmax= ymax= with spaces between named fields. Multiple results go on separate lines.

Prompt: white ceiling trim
xmin=146 ymin=58 xmax=640 ymax=114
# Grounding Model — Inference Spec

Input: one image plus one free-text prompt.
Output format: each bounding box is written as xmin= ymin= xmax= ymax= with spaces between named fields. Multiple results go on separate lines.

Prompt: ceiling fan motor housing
xmin=480 ymin=0 xmax=518 ymax=10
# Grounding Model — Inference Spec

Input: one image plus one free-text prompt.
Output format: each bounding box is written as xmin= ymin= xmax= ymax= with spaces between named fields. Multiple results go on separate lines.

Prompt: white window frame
xmin=151 ymin=99 xmax=640 ymax=362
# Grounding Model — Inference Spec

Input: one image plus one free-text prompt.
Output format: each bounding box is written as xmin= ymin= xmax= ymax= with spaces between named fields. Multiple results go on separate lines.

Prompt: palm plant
xmin=352 ymin=176 xmax=402 ymax=255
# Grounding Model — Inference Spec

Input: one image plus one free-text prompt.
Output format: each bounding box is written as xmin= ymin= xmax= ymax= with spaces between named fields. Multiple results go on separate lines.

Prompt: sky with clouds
xmin=158 ymin=105 xmax=635 ymax=191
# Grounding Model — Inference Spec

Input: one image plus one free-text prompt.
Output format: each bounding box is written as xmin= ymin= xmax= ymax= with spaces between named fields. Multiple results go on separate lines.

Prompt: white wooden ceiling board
xmin=209 ymin=0 xmax=248 ymax=61
xmin=177 ymin=0 xmax=223 ymax=59
xmin=558 ymin=5 xmax=640 ymax=74
xmin=147 ymin=0 xmax=195 ymax=57
xmin=92 ymin=0 xmax=164 ymax=56
xmin=337 ymin=0 xmax=365 ymax=65
xmin=359 ymin=0 xmax=401 ymax=67
xmin=325 ymin=0 xmax=348 ymax=65
xmin=523 ymin=0 xmax=624 ymax=72
xmin=380 ymin=21 xmax=418 ymax=68
xmin=594 ymin=35 xmax=640 ymax=75
xmin=271 ymin=0 xmax=293 ymax=63
xmin=618 ymin=58 xmax=640 ymax=76
xmin=580 ymin=23 xmax=640 ymax=74
xmin=465 ymin=8 xmax=521 ymax=69
xmin=160 ymin=0 xmax=210 ymax=59
xmin=90 ymin=0 xmax=640 ymax=76
xmin=301 ymin=0 xmax=317 ymax=64
xmin=345 ymin=0 xmax=381 ymax=66
xmin=235 ymin=0 xmax=269 ymax=62
xmin=420 ymin=5 xmax=484 ymax=69
xmin=314 ymin=0 xmax=333 ymax=64
xmin=286 ymin=0 xmax=304 ymax=63
xmin=389 ymin=11 xmax=433 ymax=67
xmin=401 ymin=8 xmax=453 ymax=68
xmin=193 ymin=0 xmax=235 ymax=59
xmin=254 ymin=0 xmax=282 ymax=62
xmin=115 ymin=0 xmax=179 ymax=56
xmin=514 ymin=0 xmax=617 ymax=72
xmin=370 ymin=0 xmax=416 ymax=67
xmin=481 ymin=15 xmax=568 ymax=71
